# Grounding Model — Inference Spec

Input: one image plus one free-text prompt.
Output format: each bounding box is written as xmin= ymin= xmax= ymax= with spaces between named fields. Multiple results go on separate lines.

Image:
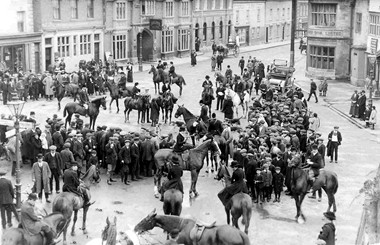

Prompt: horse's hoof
xmin=297 ymin=216 xmax=305 ymax=224
xmin=71 ymin=232 xmax=76 ymax=236
xmin=194 ymin=192 xmax=199 ymax=197
xmin=83 ymin=229 xmax=88 ymax=235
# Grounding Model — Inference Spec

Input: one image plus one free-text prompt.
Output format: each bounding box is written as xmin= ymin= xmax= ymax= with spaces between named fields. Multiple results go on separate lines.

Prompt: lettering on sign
xmin=371 ymin=38 xmax=378 ymax=54
xmin=150 ymin=19 xmax=162 ymax=31
xmin=308 ymin=29 xmax=344 ymax=38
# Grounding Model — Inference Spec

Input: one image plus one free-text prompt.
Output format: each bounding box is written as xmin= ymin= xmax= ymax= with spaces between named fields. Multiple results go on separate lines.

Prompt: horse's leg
xmin=225 ymin=207 xmax=231 ymax=225
xmin=293 ymin=194 xmax=300 ymax=221
xmin=116 ymin=99 xmax=119 ymax=113
xmin=82 ymin=207 xmax=89 ymax=234
xmin=164 ymin=109 xmax=168 ymax=124
xmin=71 ymin=210 xmax=78 ymax=236
xmin=124 ymin=108 xmax=127 ymax=123
xmin=298 ymin=193 xmax=306 ymax=223
xmin=127 ymin=109 xmax=132 ymax=122
xmin=169 ymin=109 xmax=172 ymax=124
xmin=109 ymin=98 xmax=113 ymax=111
xmin=325 ymin=189 xmax=336 ymax=213
xmin=193 ymin=169 xmax=200 ymax=197
xmin=179 ymin=85 xmax=182 ymax=96
xmin=137 ymin=110 xmax=140 ymax=124
xmin=161 ymin=108 xmax=165 ymax=121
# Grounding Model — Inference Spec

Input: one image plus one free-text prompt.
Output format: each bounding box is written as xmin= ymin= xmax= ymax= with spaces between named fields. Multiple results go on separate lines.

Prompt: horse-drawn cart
xmin=216 ymin=42 xmax=239 ymax=58
xmin=267 ymin=59 xmax=295 ymax=91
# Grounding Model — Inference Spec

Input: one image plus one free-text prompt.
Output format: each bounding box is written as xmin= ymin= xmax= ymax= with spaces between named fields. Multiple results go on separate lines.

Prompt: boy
xmin=262 ymin=163 xmax=273 ymax=202
xmin=87 ymin=150 xmax=98 ymax=170
xmin=272 ymin=166 xmax=284 ymax=202
xmin=254 ymin=168 xmax=264 ymax=204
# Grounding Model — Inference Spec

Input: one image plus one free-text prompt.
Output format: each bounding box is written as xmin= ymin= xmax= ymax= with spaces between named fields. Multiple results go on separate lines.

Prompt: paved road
xmin=1 ymin=44 xmax=379 ymax=245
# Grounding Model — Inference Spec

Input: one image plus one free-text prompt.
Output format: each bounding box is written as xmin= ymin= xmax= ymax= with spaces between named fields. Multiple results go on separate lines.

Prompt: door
xmin=282 ymin=25 xmax=285 ymax=40
xmin=265 ymin=27 xmax=269 ymax=43
xmin=137 ymin=30 xmax=153 ymax=62
xmin=45 ymin=47 xmax=52 ymax=71
xmin=94 ymin=42 xmax=100 ymax=62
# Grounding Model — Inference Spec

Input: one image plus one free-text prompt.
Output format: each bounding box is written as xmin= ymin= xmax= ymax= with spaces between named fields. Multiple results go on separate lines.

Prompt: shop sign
xmin=308 ymin=29 xmax=344 ymax=38
xmin=371 ymin=38 xmax=378 ymax=54
xmin=150 ymin=19 xmax=162 ymax=31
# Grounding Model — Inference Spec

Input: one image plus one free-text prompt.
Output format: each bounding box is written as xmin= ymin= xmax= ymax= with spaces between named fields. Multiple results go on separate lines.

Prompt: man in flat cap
xmin=31 ymin=154 xmax=52 ymax=203
xmin=43 ymin=145 xmax=63 ymax=194
xmin=327 ymin=126 xmax=342 ymax=163
xmin=0 ymin=170 xmax=16 ymax=229
xmin=60 ymin=143 xmax=75 ymax=170
xmin=317 ymin=212 xmax=336 ymax=245
xmin=72 ymin=134 xmax=85 ymax=177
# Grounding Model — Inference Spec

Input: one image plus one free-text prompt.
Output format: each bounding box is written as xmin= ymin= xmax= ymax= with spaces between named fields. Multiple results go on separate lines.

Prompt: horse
xmin=234 ymin=75 xmax=254 ymax=95
xmin=85 ymin=217 xmax=118 ymax=245
xmin=64 ymin=82 xmax=80 ymax=101
xmin=123 ymin=95 xmax=151 ymax=123
xmin=159 ymin=93 xmax=177 ymax=124
xmin=148 ymin=65 xmax=162 ymax=94
xmin=214 ymin=71 xmax=228 ymax=86
xmin=134 ymin=209 xmax=251 ymax=245
xmin=216 ymin=164 xmax=252 ymax=234
xmin=154 ymin=138 xmax=221 ymax=198
xmin=174 ymin=105 xmax=198 ymax=145
xmin=224 ymin=88 xmax=245 ymax=118
xmin=104 ymin=79 xmax=120 ymax=113
xmin=290 ymin=167 xmax=339 ymax=224
xmin=170 ymin=75 xmax=186 ymax=96
xmin=94 ymin=75 xmax=106 ymax=96
xmin=1 ymin=213 xmax=66 ymax=245
xmin=163 ymin=189 xmax=183 ymax=216
xmin=201 ymin=86 xmax=214 ymax=117
xmin=63 ymin=97 xmax=107 ymax=130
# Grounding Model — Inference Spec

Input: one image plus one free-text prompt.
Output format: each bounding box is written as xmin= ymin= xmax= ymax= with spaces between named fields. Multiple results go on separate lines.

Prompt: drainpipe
xmin=348 ymin=0 xmax=356 ymax=78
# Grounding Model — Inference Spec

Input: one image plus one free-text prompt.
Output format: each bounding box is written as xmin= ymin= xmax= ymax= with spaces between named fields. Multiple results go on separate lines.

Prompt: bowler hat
xmin=28 ymin=193 xmax=38 ymax=201
xmin=37 ymin=153 xmax=43 ymax=159
xmin=323 ymin=211 xmax=336 ymax=221
xmin=71 ymin=161 xmax=78 ymax=167
xmin=49 ymin=145 xmax=57 ymax=150
xmin=0 ymin=170 xmax=7 ymax=176
xmin=171 ymin=156 xmax=180 ymax=165
xmin=231 ymin=161 xmax=241 ymax=168
xmin=275 ymin=166 xmax=281 ymax=171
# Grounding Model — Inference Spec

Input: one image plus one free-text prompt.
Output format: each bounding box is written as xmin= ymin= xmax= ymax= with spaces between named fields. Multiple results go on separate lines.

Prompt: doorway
xmin=282 ymin=25 xmax=285 ymax=40
xmin=137 ymin=29 xmax=153 ymax=61
xmin=45 ymin=47 xmax=52 ymax=71
xmin=265 ymin=27 xmax=269 ymax=43
xmin=94 ymin=42 xmax=100 ymax=62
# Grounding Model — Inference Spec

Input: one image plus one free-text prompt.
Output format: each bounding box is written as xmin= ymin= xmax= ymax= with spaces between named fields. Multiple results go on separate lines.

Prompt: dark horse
xmin=53 ymin=79 xmax=80 ymax=111
xmin=201 ymin=85 xmax=215 ymax=117
xmin=174 ymin=105 xmax=198 ymax=146
xmin=163 ymin=189 xmax=183 ymax=216
xmin=154 ymin=138 xmax=221 ymax=198
xmin=158 ymin=93 xmax=177 ymax=124
xmin=216 ymin=164 xmax=252 ymax=234
xmin=291 ymin=167 xmax=338 ymax=223
xmin=2 ymin=213 xmax=66 ymax=245
xmin=134 ymin=209 xmax=251 ymax=245
xmin=149 ymin=65 xmax=162 ymax=94
xmin=123 ymin=95 xmax=151 ymax=123
xmin=104 ymin=79 xmax=120 ymax=113
xmin=63 ymin=97 xmax=107 ymax=130
xmin=170 ymin=74 xmax=186 ymax=96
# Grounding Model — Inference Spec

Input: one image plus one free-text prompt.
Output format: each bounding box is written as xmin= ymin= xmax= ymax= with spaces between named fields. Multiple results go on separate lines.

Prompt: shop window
xmin=57 ymin=36 xmax=70 ymax=57
xmin=162 ymin=30 xmax=174 ymax=53
xmin=116 ymin=2 xmax=126 ymax=20
xmin=87 ymin=0 xmax=94 ymax=18
xmin=17 ymin=11 xmax=25 ymax=32
xmin=80 ymin=34 xmax=91 ymax=55
xmin=112 ymin=35 xmax=127 ymax=60
xmin=356 ymin=13 xmax=362 ymax=33
xmin=165 ymin=1 xmax=173 ymax=17
xmin=311 ymin=4 xmax=336 ymax=27
xmin=178 ymin=29 xmax=189 ymax=51
xmin=71 ymin=0 xmax=78 ymax=19
xmin=309 ymin=46 xmax=335 ymax=69
xmin=53 ymin=0 xmax=61 ymax=20
xmin=141 ymin=0 xmax=155 ymax=16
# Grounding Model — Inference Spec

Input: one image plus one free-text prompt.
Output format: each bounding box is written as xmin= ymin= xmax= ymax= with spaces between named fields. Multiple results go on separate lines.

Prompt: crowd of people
xmin=349 ymin=89 xmax=377 ymax=129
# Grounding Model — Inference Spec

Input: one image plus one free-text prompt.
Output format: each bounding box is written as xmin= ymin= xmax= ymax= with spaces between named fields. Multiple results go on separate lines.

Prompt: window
xmin=80 ymin=34 xmax=91 ymax=55
xmin=203 ymin=23 xmax=207 ymax=41
xmin=112 ymin=35 xmax=127 ymax=60
xmin=287 ymin=8 xmax=290 ymax=19
xmin=71 ymin=0 xmax=78 ymax=19
xmin=141 ymin=0 xmax=155 ymax=15
xmin=162 ymin=30 xmax=174 ymax=53
xmin=211 ymin=22 xmax=215 ymax=40
xmin=17 ymin=11 xmax=25 ymax=32
xmin=356 ymin=13 xmax=362 ymax=33
xmin=165 ymin=1 xmax=173 ymax=17
xmin=87 ymin=0 xmax=94 ymax=18
xmin=257 ymin=8 xmax=260 ymax=22
xmin=178 ymin=29 xmax=189 ymax=51
xmin=257 ymin=27 xmax=260 ymax=39
xmin=311 ymin=4 xmax=336 ymax=27
xmin=370 ymin=14 xmax=380 ymax=36
xmin=228 ymin=20 xmax=232 ymax=38
xmin=269 ymin=26 xmax=273 ymax=39
xmin=53 ymin=0 xmax=61 ymax=20
xmin=73 ymin=36 xmax=78 ymax=56
xmin=269 ymin=9 xmax=272 ymax=21
xmin=195 ymin=23 xmax=199 ymax=38
xmin=181 ymin=1 xmax=189 ymax=16
xmin=246 ymin=10 xmax=249 ymax=24
xmin=309 ymin=46 xmax=335 ymax=69
xmin=219 ymin=21 xmax=223 ymax=38
xmin=116 ymin=2 xmax=126 ymax=19
xmin=236 ymin=10 xmax=239 ymax=24
xmin=282 ymin=8 xmax=285 ymax=18
xmin=57 ymin=36 xmax=70 ymax=57
xmin=277 ymin=8 xmax=280 ymax=20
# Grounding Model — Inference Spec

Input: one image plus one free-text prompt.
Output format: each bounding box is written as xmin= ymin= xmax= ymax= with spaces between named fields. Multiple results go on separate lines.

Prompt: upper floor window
xmin=311 ymin=4 xmax=336 ymax=27
xmin=287 ymin=8 xmax=290 ymax=19
xmin=277 ymin=8 xmax=280 ymax=20
xmin=17 ymin=11 xmax=25 ymax=32
xmin=269 ymin=9 xmax=272 ymax=21
xmin=71 ymin=0 xmax=78 ymax=19
xmin=116 ymin=2 xmax=126 ymax=19
xmin=141 ymin=0 xmax=155 ymax=16
xmin=53 ymin=0 xmax=61 ymax=20
xmin=236 ymin=10 xmax=239 ymax=24
xmin=87 ymin=0 xmax=94 ymax=18
xmin=355 ymin=12 xmax=362 ymax=33
xmin=370 ymin=14 xmax=380 ymax=36
xmin=57 ymin=36 xmax=70 ymax=57
xmin=165 ymin=1 xmax=173 ymax=17
xmin=80 ymin=34 xmax=91 ymax=55
xmin=257 ymin=8 xmax=260 ymax=22
xmin=181 ymin=1 xmax=189 ymax=16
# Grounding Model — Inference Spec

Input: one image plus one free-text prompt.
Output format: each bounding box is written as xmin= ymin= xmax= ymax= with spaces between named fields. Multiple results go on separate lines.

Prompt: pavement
xmin=0 ymin=41 xmax=379 ymax=245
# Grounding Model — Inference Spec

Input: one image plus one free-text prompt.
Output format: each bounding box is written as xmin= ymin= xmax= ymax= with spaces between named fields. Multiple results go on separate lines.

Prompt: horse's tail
xmin=241 ymin=198 xmax=249 ymax=225
xmin=63 ymin=105 xmax=68 ymax=118
xmin=240 ymin=231 xmax=251 ymax=245
xmin=181 ymin=76 xmax=186 ymax=86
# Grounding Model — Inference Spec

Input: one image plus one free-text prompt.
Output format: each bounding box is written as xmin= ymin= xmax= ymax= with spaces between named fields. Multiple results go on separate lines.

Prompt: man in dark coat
xmin=131 ymin=82 xmax=141 ymax=98
xmin=60 ymin=143 xmax=75 ymax=170
xmin=105 ymin=137 xmax=118 ymax=184
xmin=20 ymin=193 xmax=57 ymax=245
xmin=307 ymin=79 xmax=318 ymax=103
xmin=119 ymin=139 xmax=131 ymax=184
xmin=0 ymin=170 xmax=15 ymax=229
xmin=217 ymin=161 xmax=248 ymax=207
xmin=349 ymin=90 xmax=359 ymax=117
xmin=327 ymin=126 xmax=342 ymax=163
xmin=43 ymin=145 xmax=63 ymax=194
xmin=168 ymin=62 xmax=177 ymax=78
xmin=317 ymin=212 xmax=336 ymax=245
xmin=52 ymin=125 xmax=63 ymax=152
xmin=238 ymin=56 xmax=245 ymax=75
xmin=160 ymin=156 xmax=183 ymax=201
xmin=358 ymin=90 xmax=367 ymax=120
xmin=216 ymin=53 xmax=223 ymax=71
xmin=62 ymin=162 xmax=91 ymax=207
xmin=307 ymin=144 xmax=323 ymax=198
xmin=208 ymin=113 xmax=223 ymax=136
xmin=1 ymin=78 xmax=10 ymax=105
xmin=141 ymin=136 xmax=156 ymax=177
xmin=118 ymin=72 xmax=127 ymax=90
xmin=222 ymin=97 xmax=234 ymax=120
xmin=199 ymin=100 xmax=209 ymax=123
xmin=130 ymin=137 xmax=141 ymax=181
xmin=234 ymin=76 xmax=244 ymax=101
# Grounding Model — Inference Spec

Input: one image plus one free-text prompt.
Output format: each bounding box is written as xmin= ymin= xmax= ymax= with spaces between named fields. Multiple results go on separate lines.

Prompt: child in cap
xmin=254 ymin=168 xmax=264 ymax=204
xmin=87 ymin=150 xmax=98 ymax=170
xmin=262 ymin=163 xmax=273 ymax=202
xmin=272 ymin=166 xmax=284 ymax=203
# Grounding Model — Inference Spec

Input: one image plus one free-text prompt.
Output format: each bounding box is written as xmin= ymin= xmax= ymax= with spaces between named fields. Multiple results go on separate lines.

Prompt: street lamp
xmin=7 ymin=100 xmax=25 ymax=209
xmin=368 ymin=55 xmax=376 ymax=100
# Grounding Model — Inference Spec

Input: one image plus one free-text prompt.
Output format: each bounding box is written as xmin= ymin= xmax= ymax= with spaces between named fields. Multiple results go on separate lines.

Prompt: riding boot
xmin=44 ymin=230 xmax=57 ymax=245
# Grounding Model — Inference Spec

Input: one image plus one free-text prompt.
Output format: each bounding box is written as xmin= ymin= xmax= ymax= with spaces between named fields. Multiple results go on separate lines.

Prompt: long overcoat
xmin=42 ymin=75 xmax=54 ymax=96
xmin=31 ymin=161 xmax=51 ymax=194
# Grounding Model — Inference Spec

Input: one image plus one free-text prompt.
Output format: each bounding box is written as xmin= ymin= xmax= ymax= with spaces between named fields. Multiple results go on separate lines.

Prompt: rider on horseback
xmin=173 ymin=126 xmax=194 ymax=162
xmin=217 ymin=161 xmax=248 ymax=208
xmin=20 ymin=193 xmax=58 ymax=245
xmin=62 ymin=162 xmax=93 ymax=207
xmin=78 ymin=87 xmax=90 ymax=117
xmin=131 ymin=82 xmax=140 ymax=98
xmin=306 ymin=144 xmax=323 ymax=197
xmin=160 ymin=155 xmax=184 ymax=202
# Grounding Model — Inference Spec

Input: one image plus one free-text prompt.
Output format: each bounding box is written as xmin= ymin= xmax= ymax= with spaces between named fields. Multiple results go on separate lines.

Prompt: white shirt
xmin=331 ymin=131 xmax=338 ymax=142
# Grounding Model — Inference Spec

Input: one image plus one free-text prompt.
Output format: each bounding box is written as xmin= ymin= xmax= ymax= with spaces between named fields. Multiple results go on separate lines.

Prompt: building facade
xmin=264 ymin=0 xmax=292 ymax=44
xmin=297 ymin=0 xmax=308 ymax=38
xmin=233 ymin=0 xmax=266 ymax=46
xmin=34 ymin=0 xmax=104 ymax=72
xmin=366 ymin=0 xmax=380 ymax=86
xmin=306 ymin=0 xmax=354 ymax=80
xmin=0 ymin=0 xmax=41 ymax=73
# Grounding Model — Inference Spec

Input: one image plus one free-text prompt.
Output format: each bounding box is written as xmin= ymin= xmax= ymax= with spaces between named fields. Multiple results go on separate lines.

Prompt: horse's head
xmin=174 ymin=104 xmax=184 ymax=118
xmin=102 ymin=217 xmax=117 ymax=244
xmin=101 ymin=97 xmax=107 ymax=110
xmin=148 ymin=65 xmax=155 ymax=74
xmin=134 ymin=209 xmax=157 ymax=235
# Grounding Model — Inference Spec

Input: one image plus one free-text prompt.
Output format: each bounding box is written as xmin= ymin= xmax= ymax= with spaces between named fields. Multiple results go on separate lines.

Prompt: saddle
xmin=189 ymin=220 xmax=217 ymax=244
xmin=173 ymin=151 xmax=189 ymax=169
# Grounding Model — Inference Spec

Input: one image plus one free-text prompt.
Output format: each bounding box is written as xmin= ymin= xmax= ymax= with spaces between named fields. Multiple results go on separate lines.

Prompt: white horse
xmin=224 ymin=88 xmax=248 ymax=117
